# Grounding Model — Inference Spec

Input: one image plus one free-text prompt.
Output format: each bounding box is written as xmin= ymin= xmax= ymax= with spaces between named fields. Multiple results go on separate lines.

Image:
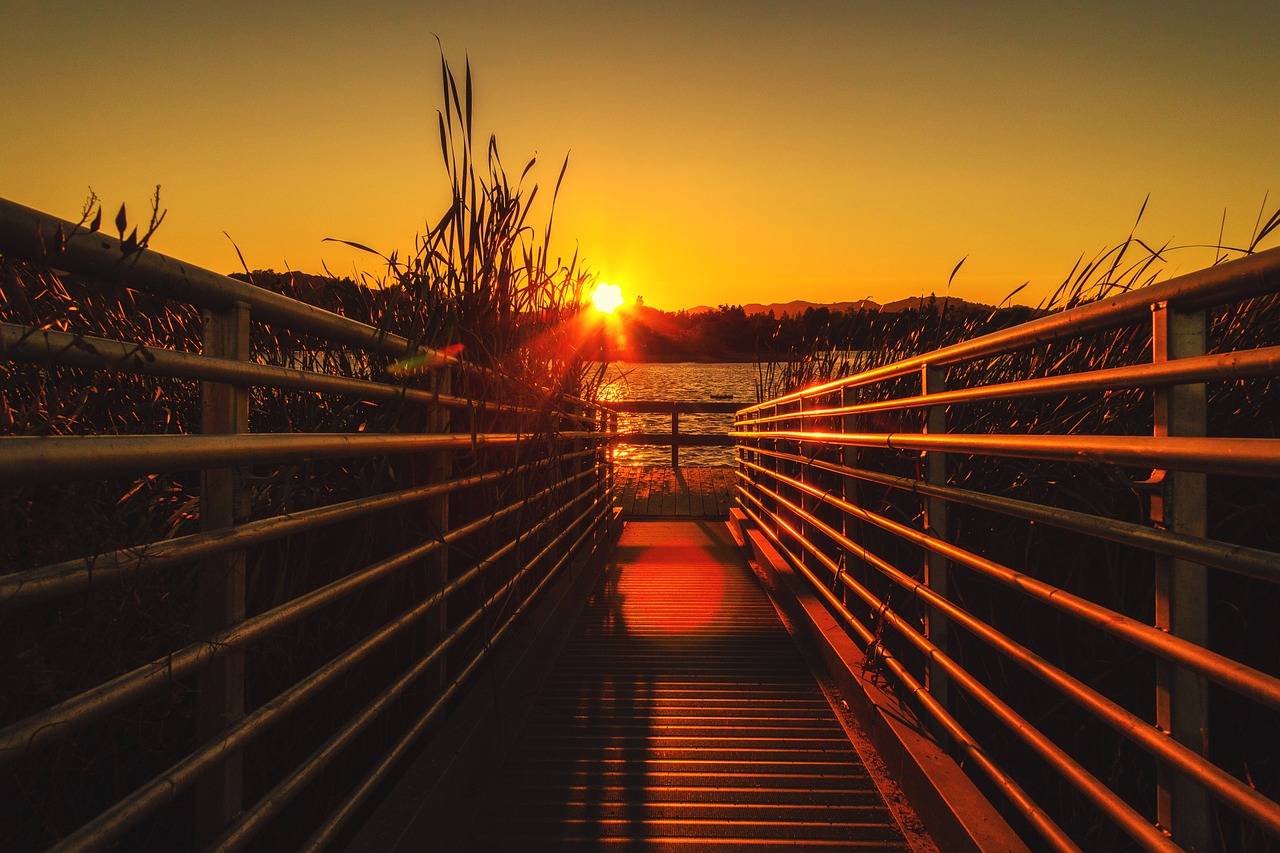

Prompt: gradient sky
xmin=4 ymin=1 xmax=1278 ymax=310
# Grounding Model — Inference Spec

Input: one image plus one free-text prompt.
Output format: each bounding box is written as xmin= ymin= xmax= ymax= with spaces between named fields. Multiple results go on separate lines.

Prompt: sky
xmin=3 ymin=1 xmax=1278 ymax=311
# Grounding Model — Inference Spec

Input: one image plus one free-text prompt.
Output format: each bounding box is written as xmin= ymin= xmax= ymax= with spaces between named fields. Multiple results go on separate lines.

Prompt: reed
xmin=0 ymin=51 xmax=600 ymax=850
xmin=757 ymin=198 xmax=1280 ymax=850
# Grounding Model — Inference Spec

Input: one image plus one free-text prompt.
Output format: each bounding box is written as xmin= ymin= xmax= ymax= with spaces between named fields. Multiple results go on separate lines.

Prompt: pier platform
xmin=613 ymin=465 xmax=737 ymax=519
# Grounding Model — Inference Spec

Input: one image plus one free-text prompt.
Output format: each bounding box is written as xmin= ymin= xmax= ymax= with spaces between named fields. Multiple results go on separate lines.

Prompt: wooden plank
xmin=614 ymin=466 xmax=735 ymax=519
xmin=461 ymin=521 xmax=917 ymax=850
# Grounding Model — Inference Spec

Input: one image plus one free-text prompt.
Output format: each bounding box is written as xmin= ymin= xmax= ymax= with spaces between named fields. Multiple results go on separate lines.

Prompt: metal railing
xmin=608 ymin=399 xmax=738 ymax=467
xmin=732 ymin=246 xmax=1280 ymax=852
xmin=0 ymin=198 xmax=616 ymax=851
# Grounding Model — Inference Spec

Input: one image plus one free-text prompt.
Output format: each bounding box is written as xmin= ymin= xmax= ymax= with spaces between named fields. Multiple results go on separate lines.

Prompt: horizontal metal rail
xmin=0 ymin=197 xmax=599 ymax=425
xmin=247 ymin=492 xmax=611 ymax=853
xmin=0 ymin=468 xmax=598 ymax=766
xmin=740 ymin=472 xmax=1280 ymax=838
xmin=2 ymin=198 xmax=617 ymax=851
xmin=741 ymin=458 xmax=1280 ymax=711
xmin=604 ymin=398 xmax=740 ymax=467
xmin=0 ymin=322 xmax=526 ymax=414
xmin=740 ymin=344 xmax=1280 ymax=425
xmin=46 ymin=483 xmax=607 ymax=853
xmin=0 ymin=450 xmax=599 ymax=609
xmin=749 ymin=444 xmax=1280 ymax=584
xmin=0 ymin=197 xmax=445 ymax=361
xmin=733 ymin=429 xmax=1280 ymax=478
xmin=733 ymin=249 xmax=1280 ymax=850
xmin=735 ymin=500 xmax=1083 ymax=853
xmin=0 ymin=430 xmax=610 ymax=484
xmin=738 ymin=243 xmax=1280 ymax=414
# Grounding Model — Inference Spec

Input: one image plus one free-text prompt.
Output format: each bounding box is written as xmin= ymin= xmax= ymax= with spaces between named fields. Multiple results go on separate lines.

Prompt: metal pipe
xmin=0 ymin=469 xmax=596 ymax=765
xmin=0 ymin=430 xmax=610 ymax=485
xmin=297 ymin=498 xmax=613 ymax=853
xmin=0 ymin=199 xmax=614 ymax=417
xmin=747 ymin=476 xmax=1280 ymax=840
xmin=740 ymin=344 xmax=1280 ymax=427
xmin=736 ymin=498 xmax=1084 ymax=853
xmin=46 ymin=486 xmax=604 ymax=853
xmin=731 ymin=428 xmax=1280 ymax=479
xmin=0 ymin=322 xmax=530 ymax=415
xmin=739 ymin=458 xmax=1280 ymax=711
xmin=737 ymin=245 xmax=1280 ymax=414
xmin=0 ymin=453 xmax=597 ymax=608
xmin=0 ymin=197 xmax=449 ymax=361
xmin=747 ymin=443 xmax=1280 ymax=584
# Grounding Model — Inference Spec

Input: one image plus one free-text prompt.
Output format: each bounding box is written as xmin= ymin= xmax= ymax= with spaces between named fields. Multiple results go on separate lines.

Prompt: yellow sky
xmin=4 ymin=1 xmax=1278 ymax=310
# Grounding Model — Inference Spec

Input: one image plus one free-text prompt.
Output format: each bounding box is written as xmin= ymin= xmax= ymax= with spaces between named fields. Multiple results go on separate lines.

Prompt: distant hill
xmin=687 ymin=295 xmax=991 ymax=316
xmin=878 ymin=295 xmax=993 ymax=314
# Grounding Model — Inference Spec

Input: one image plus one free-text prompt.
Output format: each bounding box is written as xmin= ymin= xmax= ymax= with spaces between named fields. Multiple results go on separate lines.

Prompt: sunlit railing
xmin=0 ymin=198 xmax=616 ymax=850
xmin=607 ymin=399 xmax=738 ymax=467
xmin=733 ymin=247 xmax=1280 ymax=852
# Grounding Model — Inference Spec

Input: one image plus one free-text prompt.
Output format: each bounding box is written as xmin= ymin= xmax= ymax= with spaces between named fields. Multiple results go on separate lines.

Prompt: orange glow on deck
xmin=617 ymin=543 xmax=726 ymax=634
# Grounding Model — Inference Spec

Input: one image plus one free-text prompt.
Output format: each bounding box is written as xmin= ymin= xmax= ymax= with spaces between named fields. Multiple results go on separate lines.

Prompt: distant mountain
xmin=687 ymin=295 xmax=991 ymax=316
xmin=878 ymin=294 xmax=993 ymax=314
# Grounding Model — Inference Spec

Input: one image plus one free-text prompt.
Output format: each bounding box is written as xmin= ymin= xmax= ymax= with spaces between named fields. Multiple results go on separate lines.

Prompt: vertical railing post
xmin=608 ymin=409 xmax=618 ymax=486
xmin=797 ymin=394 xmax=811 ymax=571
xmin=764 ymin=403 xmax=777 ymax=532
xmin=196 ymin=300 xmax=250 ymax=841
xmin=1151 ymin=301 xmax=1210 ymax=851
xmin=671 ymin=408 xmax=680 ymax=469
xmin=427 ymin=365 xmax=452 ymax=688
xmin=571 ymin=398 xmax=587 ymax=534
xmin=922 ymin=363 xmax=950 ymax=712
xmin=841 ymin=385 xmax=856 ymax=608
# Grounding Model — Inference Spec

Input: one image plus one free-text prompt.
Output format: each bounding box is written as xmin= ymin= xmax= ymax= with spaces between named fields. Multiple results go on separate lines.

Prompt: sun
xmin=590 ymin=281 xmax=625 ymax=314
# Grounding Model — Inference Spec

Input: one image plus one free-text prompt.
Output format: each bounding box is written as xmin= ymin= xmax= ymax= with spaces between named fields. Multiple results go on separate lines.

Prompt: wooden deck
xmin=613 ymin=466 xmax=737 ymax=519
xmin=460 ymin=520 xmax=915 ymax=850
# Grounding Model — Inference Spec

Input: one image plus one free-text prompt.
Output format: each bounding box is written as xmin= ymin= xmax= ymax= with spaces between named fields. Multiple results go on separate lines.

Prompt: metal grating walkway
xmin=462 ymin=520 xmax=914 ymax=850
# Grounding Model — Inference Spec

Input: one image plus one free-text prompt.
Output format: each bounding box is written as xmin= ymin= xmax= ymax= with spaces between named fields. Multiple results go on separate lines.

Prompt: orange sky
xmin=4 ymin=2 xmax=1278 ymax=310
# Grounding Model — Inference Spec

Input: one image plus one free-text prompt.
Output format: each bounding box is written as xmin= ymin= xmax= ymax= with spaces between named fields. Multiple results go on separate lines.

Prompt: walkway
xmin=613 ymin=466 xmax=737 ymax=518
xmin=459 ymin=520 xmax=916 ymax=850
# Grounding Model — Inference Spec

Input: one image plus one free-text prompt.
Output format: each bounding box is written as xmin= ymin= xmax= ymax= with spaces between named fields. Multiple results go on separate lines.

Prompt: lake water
xmin=596 ymin=362 xmax=759 ymax=466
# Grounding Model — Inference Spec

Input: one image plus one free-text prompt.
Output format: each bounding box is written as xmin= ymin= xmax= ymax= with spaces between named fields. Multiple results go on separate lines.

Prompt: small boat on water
xmin=709 ymin=393 xmax=734 ymax=400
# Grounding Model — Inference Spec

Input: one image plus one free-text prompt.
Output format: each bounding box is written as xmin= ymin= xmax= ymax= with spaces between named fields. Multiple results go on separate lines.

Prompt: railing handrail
xmin=602 ymin=398 xmax=741 ymax=467
xmin=732 ymin=248 xmax=1280 ymax=851
xmin=0 ymin=200 xmax=618 ymax=850
xmin=0 ymin=197 xmax=457 ymax=363
xmin=738 ymin=244 xmax=1280 ymax=414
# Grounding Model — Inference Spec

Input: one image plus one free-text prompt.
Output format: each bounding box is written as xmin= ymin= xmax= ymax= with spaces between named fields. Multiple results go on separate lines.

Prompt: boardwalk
xmin=614 ymin=466 xmax=737 ymax=518
xmin=460 ymin=520 xmax=916 ymax=850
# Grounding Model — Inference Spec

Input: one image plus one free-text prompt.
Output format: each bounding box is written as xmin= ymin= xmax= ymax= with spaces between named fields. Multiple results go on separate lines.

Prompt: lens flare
xmin=590 ymin=281 xmax=625 ymax=314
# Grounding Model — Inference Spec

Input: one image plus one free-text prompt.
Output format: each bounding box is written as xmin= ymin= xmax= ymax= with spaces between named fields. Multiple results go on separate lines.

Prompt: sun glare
xmin=590 ymin=281 xmax=625 ymax=314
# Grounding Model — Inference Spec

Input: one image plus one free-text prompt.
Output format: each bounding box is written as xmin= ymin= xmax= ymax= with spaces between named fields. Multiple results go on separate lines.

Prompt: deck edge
xmin=729 ymin=508 xmax=1032 ymax=853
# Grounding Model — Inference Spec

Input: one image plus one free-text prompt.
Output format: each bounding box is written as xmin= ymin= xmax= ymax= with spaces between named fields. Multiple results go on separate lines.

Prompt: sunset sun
xmin=590 ymin=281 xmax=625 ymax=314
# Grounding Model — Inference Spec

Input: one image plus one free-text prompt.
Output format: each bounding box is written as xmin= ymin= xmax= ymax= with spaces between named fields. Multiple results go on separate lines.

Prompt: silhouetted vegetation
xmin=1 ymin=53 xmax=602 ymax=851
xmin=588 ymin=296 xmax=1028 ymax=366
xmin=757 ymin=201 xmax=1280 ymax=851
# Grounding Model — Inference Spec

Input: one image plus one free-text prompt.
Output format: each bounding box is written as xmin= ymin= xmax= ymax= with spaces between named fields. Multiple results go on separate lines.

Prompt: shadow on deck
xmin=345 ymin=515 xmax=1024 ymax=852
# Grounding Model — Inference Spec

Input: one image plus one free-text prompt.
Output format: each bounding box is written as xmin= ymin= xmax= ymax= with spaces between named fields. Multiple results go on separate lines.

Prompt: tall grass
xmin=0 ymin=52 xmax=601 ymax=851
xmin=757 ymin=198 xmax=1280 ymax=851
